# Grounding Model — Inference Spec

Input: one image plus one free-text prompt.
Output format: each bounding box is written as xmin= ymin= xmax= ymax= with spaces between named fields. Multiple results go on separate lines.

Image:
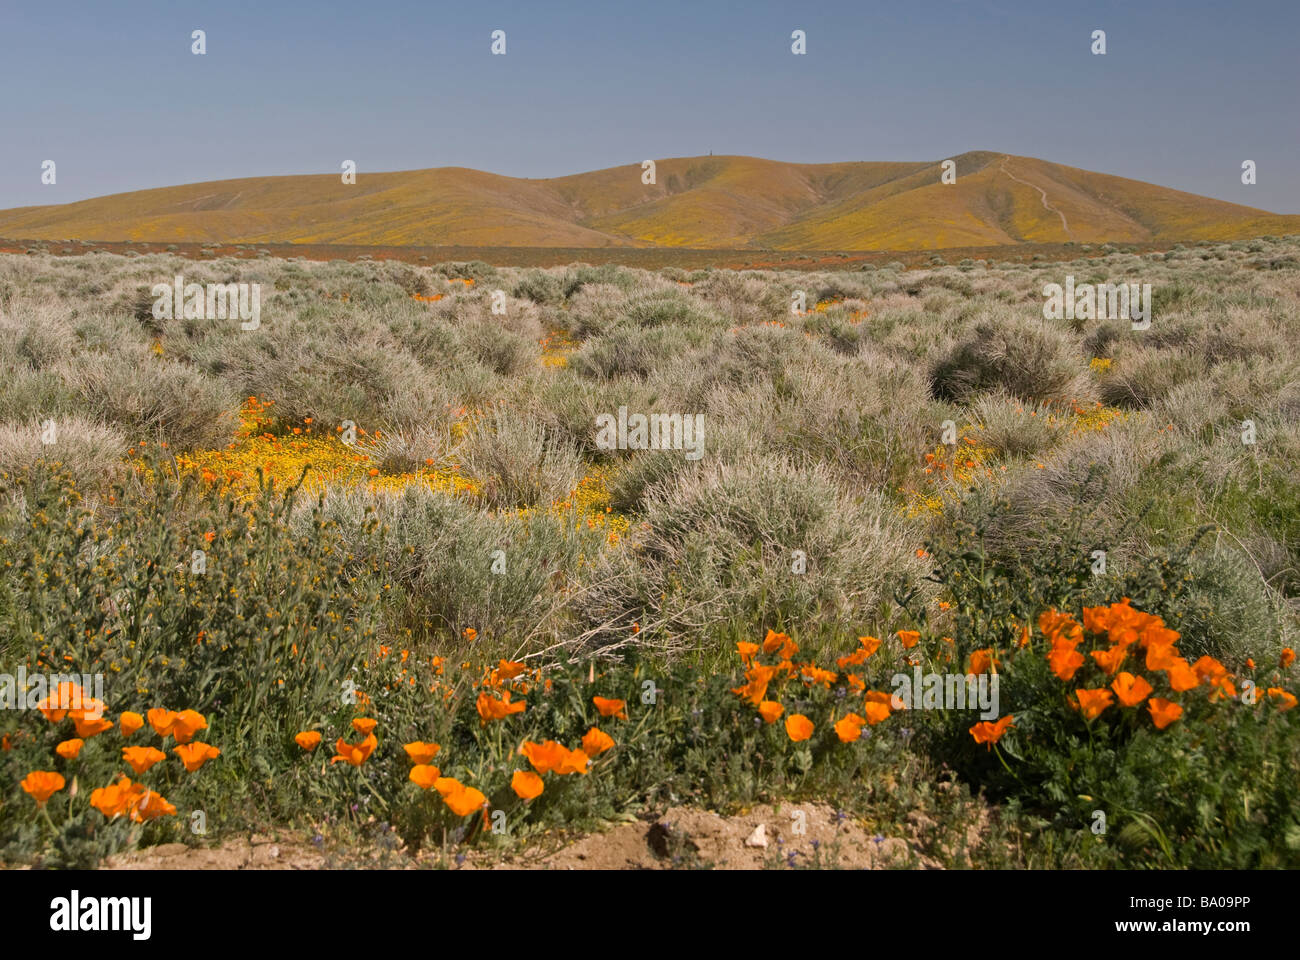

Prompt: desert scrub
xmin=579 ymin=455 xmax=928 ymax=653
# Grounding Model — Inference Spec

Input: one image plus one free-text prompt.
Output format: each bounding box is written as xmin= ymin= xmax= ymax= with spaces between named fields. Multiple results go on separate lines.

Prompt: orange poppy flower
xmin=581 ymin=727 xmax=615 ymax=757
xmin=836 ymin=648 xmax=867 ymax=669
xmin=1191 ymin=656 xmax=1228 ymax=682
xmin=785 ymin=714 xmax=814 ymax=742
xmin=330 ymin=732 xmax=378 ymax=766
xmin=403 ymin=741 xmax=441 ymax=764
xmin=897 ymin=630 xmax=920 ymax=649
xmin=174 ymin=742 xmax=220 ymax=772
xmin=463 ymin=627 xmax=478 ymax=642
xmin=1074 ymin=688 xmax=1114 ymax=720
xmin=968 ymin=648 xmax=998 ymax=675
xmin=73 ymin=714 xmax=114 ymax=739
xmin=437 ymin=779 xmax=488 ymax=816
xmin=1267 ymin=688 xmax=1298 ymax=711
xmin=131 ymin=789 xmax=178 ymax=822
xmin=1111 ymin=672 xmax=1154 ymax=707
xmin=496 ymin=660 xmax=527 ymax=680
xmin=592 ymin=696 xmax=627 ymax=719
xmin=1081 ymin=605 xmax=1110 ymax=634
xmin=351 ymin=717 xmax=377 ymax=736
xmin=511 ymin=770 xmax=544 ymax=800
xmin=1147 ymin=698 xmax=1183 ymax=730
xmin=1281 ymin=648 xmax=1296 ymax=669
xmin=1091 ymin=646 xmax=1127 ymax=676
xmin=1165 ymin=658 xmax=1200 ymax=692
xmin=477 ymin=690 xmax=526 ymax=723
xmin=295 ymin=731 xmax=322 ymax=751
xmin=409 ymin=764 xmax=442 ymax=789
xmin=1048 ymin=645 xmax=1086 ymax=681
xmin=519 ymin=740 xmax=567 ymax=775
xmin=119 ymin=712 xmax=144 ymax=737
xmin=736 ymin=641 xmax=759 ymax=664
xmin=90 ymin=776 xmax=134 ymax=818
xmin=858 ymin=635 xmax=882 ymax=659
xmin=55 ymin=738 xmax=84 ymax=759
xmin=21 ymin=771 xmax=65 ymax=806
xmin=969 ymin=715 xmax=1015 ymax=749
xmin=800 ymin=665 xmax=838 ymax=688
xmin=147 ymin=708 xmax=178 ymax=737
xmin=169 ymin=710 xmax=207 ymax=744
xmin=556 ymin=748 xmax=590 ymax=776
xmin=1144 ymin=642 xmax=1179 ymax=672
xmin=834 ymin=714 xmax=865 ymax=742
xmin=122 ymin=746 xmax=167 ymax=774
xmin=758 ymin=700 xmax=784 ymax=724
xmin=35 ymin=681 xmax=83 ymax=722
xmin=862 ymin=701 xmax=892 ymax=725
xmin=762 ymin=629 xmax=791 ymax=654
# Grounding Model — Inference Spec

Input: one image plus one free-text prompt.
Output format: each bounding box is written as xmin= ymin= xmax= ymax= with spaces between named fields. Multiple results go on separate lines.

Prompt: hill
xmin=2 ymin=152 xmax=1296 ymax=250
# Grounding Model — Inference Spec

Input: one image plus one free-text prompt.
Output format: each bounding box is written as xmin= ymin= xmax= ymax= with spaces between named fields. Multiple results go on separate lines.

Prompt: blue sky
xmin=2 ymin=0 xmax=1297 ymax=212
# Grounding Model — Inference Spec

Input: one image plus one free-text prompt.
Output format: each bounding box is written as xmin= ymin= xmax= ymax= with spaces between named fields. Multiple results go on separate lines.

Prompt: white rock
xmin=744 ymin=823 xmax=768 ymax=848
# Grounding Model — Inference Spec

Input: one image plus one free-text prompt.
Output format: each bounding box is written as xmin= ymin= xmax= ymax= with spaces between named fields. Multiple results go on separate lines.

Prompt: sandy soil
xmin=101 ymin=803 xmax=940 ymax=871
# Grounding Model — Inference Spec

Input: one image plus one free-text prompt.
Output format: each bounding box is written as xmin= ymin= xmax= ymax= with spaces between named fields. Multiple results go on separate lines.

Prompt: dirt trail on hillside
xmin=999 ymin=156 xmax=1074 ymax=241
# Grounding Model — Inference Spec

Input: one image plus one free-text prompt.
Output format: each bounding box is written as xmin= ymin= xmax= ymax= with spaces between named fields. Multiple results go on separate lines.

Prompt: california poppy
xmin=581 ymin=727 xmax=615 ymax=758
xmin=1091 ymin=646 xmax=1127 ymax=676
xmin=1281 ymin=648 xmax=1296 ymax=669
xmin=295 ymin=731 xmax=322 ymax=751
xmin=1166 ymin=658 xmax=1200 ymax=692
xmin=592 ymin=696 xmax=627 ymax=719
xmin=736 ymin=641 xmax=759 ymax=664
xmin=519 ymin=740 xmax=566 ymax=775
xmin=21 ymin=770 xmax=65 ymax=807
xmin=556 ymin=748 xmax=590 ymax=776
xmin=785 ymin=714 xmax=814 ymax=742
xmin=1267 ymin=688 xmax=1298 ymax=711
xmin=968 ymin=715 xmax=1014 ymax=749
xmin=1074 ymin=688 xmax=1114 ymax=720
xmin=409 ymin=764 xmax=442 ymax=789
xmin=119 ymin=712 xmax=145 ymax=737
xmin=757 ymin=700 xmax=784 ymax=724
xmin=73 ymin=714 xmax=114 ymax=739
xmin=511 ymin=769 xmax=544 ymax=800
xmin=476 ymin=690 xmax=526 ymax=723
xmin=169 ymin=710 xmax=207 ymax=744
xmin=55 ymin=738 xmax=84 ymax=759
xmin=1147 ymin=698 xmax=1183 ymax=730
xmin=437 ymin=779 xmax=487 ymax=817
xmin=352 ymin=717 xmax=377 ymax=736
xmin=496 ymin=660 xmax=527 ymax=680
xmin=147 ymin=708 xmax=178 ymax=737
xmin=968 ymin=648 xmax=998 ymax=675
xmin=174 ymin=742 xmax=220 ymax=772
xmin=1048 ymin=645 xmax=1086 ymax=682
xmin=834 ymin=714 xmax=865 ymax=742
xmin=897 ymin=630 xmax=920 ymax=649
xmin=403 ymin=741 xmax=441 ymax=764
xmin=1111 ymin=672 xmax=1154 ymax=708
xmin=330 ymin=732 xmax=378 ymax=766
xmin=122 ymin=746 xmax=167 ymax=774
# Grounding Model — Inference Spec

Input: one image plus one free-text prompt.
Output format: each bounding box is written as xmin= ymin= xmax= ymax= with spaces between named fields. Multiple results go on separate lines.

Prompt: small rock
xmin=267 ymin=845 xmax=280 ymax=859
xmin=151 ymin=843 xmax=188 ymax=858
xmin=744 ymin=824 xmax=768 ymax=848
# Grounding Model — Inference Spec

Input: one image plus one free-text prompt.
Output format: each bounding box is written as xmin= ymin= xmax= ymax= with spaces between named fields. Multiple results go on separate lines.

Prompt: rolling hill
xmin=2 ymin=152 xmax=1296 ymax=251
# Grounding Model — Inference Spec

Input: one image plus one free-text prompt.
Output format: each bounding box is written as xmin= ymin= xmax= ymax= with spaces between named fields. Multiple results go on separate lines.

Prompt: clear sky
xmin=2 ymin=0 xmax=1297 ymax=212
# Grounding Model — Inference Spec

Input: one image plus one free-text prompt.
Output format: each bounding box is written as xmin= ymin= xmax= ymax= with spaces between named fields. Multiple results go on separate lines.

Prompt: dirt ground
xmin=101 ymin=803 xmax=941 ymax=870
